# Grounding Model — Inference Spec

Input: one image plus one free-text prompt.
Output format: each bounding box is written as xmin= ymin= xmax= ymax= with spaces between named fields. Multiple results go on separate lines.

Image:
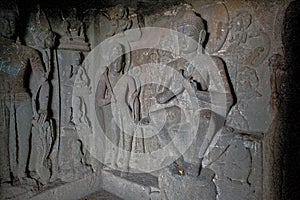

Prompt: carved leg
xmin=28 ymin=121 xmax=51 ymax=185
xmin=0 ymin=99 xmax=10 ymax=183
xmin=183 ymin=109 xmax=219 ymax=168
xmin=111 ymin=120 xmax=120 ymax=168
xmin=9 ymin=98 xmax=18 ymax=182
xmin=122 ymin=134 xmax=133 ymax=173
xmin=15 ymin=100 xmax=32 ymax=181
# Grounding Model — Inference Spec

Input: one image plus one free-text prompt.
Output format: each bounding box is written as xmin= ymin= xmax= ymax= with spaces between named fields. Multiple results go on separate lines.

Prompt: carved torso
xmin=0 ymin=38 xmax=45 ymax=95
xmin=0 ymin=39 xmax=27 ymax=93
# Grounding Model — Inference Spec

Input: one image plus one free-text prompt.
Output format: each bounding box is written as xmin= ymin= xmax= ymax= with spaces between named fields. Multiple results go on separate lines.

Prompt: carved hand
xmin=97 ymin=94 xmax=113 ymax=107
xmin=110 ymin=94 xmax=117 ymax=104
xmin=156 ymin=90 xmax=175 ymax=104
xmin=195 ymin=91 xmax=211 ymax=103
xmin=139 ymin=116 xmax=150 ymax=125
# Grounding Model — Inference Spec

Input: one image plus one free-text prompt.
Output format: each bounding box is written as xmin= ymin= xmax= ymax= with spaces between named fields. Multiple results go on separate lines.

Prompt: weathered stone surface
xmin=0 ymin=4 xmax=54 ymax=187
xmin=159 ymin=165 xmax=216 ymax=200
xmin=31 ymin=170 xmax=102 ymax=200
xmin=203 ymin=127 xmax=263 ymax=200
xmin=101 ymin=170 xmax=159 ymax=200
xmin=0 ymin=0 xmax=295 ymax=199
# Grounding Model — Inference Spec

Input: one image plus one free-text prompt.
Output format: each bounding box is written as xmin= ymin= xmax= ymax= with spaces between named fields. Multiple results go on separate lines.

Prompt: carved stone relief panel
xmin=208 ymin=4 xmax=272 ymax=132
xmin=188 ymin=1 xmax=288 ymax=133
xmin=0 ymin=0 xmax=292 ymax=199
xmin=0 ymin=4 xmax=59 ymax=192
xmin=76 ymin=8 xmax=237 ymax=198
xmin=203 ymin=127 xmax=263 ymax=200
xmin=59 ymin=130 xmax=92 ymax=182
xmin=195 ymin=2 xmax=230 ymax=54
xmin=83 ymin=4 xmax=142 ymax=49
xmin=58 ymin=8 xmax=90 ymax=51
xmin=79 ymin=2 xmax=287 ymax=199
xmin=56 ymin=49 xmax=93 ymax=181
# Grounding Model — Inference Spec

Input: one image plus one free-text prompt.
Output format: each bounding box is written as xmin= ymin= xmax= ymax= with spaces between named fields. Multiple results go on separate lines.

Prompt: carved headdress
xmin=24 ymin=5 xmax=55 ymax=49
xmin=109 ymin=43 xmax=125 ymax=60
xmin=176 ymin=9 xmax=205 ymax=33
xmin=0 ymin=0 xmax=19 ymax=39
xmin=175 ymin=7 xmax=207 ymax=47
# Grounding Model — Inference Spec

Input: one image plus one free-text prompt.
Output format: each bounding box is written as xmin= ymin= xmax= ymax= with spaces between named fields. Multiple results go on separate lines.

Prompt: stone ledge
xmin=101 ymin=169 xmax=160 ymax=200
xmin=31 ymin=170 xmax=102 ymax=200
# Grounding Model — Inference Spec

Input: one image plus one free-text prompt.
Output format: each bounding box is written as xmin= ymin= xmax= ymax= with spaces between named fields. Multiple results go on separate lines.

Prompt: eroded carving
xmin=24 ymin=5 xmax=56 ymax=52
xmin=226 ymin=105 xmax=249 ymax=130
xmin=75 ymin=60 xmax=90 ymax=89
xmin=24 ymin=5 xmax=59 ymax=187
xmin=237 ymin=66 xmax=261 ymax=100
xmin=29 ymin=120 xmax=54 ymax=185
xmin=105 ymin=5 xmax=132 ymax=36
xmin=227 ymin=65 xmax=262 ymax=130
xmin=59 ymin=8 xmax=90 ymax=51
xmin=0 ymin=1 xmax=288 ymax=199
xmin=0 ymin=7 xmax=51 ymax=186
xmin=157 ymin=8 xmax=233 ymax=162
xmin=225 ymin=10 xmax=273 ymax=132
xmin=196 ymin=2 xmax=230 ymax=54
xmin=159 ymin=161 xmax=217 ymax=200
xmin=203 ymin=127 xmax=263 ymax=200
xmin=228 ymin=12 xmax=252 ymax=49
xmin=269 ymin=54 xmax=287 ymax=112
xmin=59 ymin=132 xmax=91 ymax=182
xmin=62 ymin=52 xmax=82 ymax=129
xmin=61 ymin=8 xmax=85 ymax=42
xmin=96 ymin=43 xmax=140 ymax=172
xmin=154 ymin=8 xmax=233 ymax=199
xmin=73 ymin=96 xmax=90 ymax=130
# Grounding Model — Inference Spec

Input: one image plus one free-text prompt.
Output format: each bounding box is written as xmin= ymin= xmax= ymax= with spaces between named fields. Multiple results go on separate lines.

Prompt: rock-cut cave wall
xmin=0 ymin=0 xmax=298 ymax=199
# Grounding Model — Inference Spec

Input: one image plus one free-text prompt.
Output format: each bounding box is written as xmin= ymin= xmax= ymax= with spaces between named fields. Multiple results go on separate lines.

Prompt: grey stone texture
xmin=0 ymin=0 xmax=294 ymax=199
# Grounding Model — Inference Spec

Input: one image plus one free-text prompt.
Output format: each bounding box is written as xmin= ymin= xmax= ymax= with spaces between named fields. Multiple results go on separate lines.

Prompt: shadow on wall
xmin=282 ymin=1 xmax=300 ymax=199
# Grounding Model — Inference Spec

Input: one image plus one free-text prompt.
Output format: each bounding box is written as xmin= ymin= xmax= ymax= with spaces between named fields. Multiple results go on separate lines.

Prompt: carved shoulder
xmin=211 ymin=56 xmax=231 ymax=91
xmin=98 ymin=72 xmax=108 ymax=87
xmin=211 ymin=55 xmax=233 ymax=108
xmin=211 ymin=56 xmax=225 ymax=72
xmin=23 ymin=46 xmax=47 ymax=82
xmin=123 ymin=74 xmax=137 ymax=87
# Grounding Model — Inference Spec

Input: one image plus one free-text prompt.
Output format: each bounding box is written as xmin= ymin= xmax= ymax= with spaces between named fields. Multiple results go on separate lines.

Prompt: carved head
xmin=230 ymin=12 xmax=252 ymax=32
xmin=109 ymin=43 xmax=125 ymax=74
xmin=0 ymin=8 xmax=18 ymax=39
xmin=176 ymin=9 xmax=206 ymax=54
xmin=110 ymin=5 xmax=127 ymax=20
xmin=29 ymin=6 xmax=56 ymax=49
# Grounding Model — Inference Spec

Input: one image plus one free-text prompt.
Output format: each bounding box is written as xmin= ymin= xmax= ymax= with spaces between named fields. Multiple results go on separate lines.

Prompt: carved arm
xmin=96 ymin=73 xmax=112 ymax=107
xmin=30 ymin=50 xmax=49 ymax=123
